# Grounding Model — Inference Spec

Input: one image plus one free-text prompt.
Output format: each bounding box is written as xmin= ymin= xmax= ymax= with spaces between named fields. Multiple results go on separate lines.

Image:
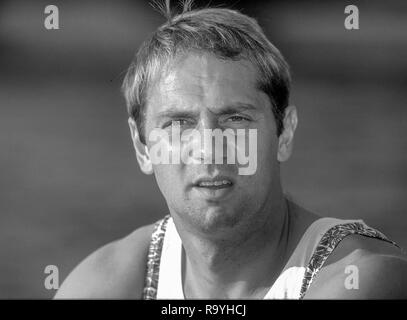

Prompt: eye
xmin=226 ymin=115 xmax=250 ymax=122
xmin=162 ymin=119 xmax=190 ymax=128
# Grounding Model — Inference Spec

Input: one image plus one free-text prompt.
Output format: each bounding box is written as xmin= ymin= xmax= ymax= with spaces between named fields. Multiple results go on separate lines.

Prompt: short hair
xmin=122 ymin=0 xmax=291 ymax=144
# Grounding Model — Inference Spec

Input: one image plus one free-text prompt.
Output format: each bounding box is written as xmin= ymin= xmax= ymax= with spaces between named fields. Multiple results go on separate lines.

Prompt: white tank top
xmin=143 ymin=215 xmax=397 ymax=299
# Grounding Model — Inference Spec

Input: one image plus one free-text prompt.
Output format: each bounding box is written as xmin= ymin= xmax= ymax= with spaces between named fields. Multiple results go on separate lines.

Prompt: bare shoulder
xmin=304 ymin=233 xmax=407 ymax=299
xmin=54 ymin=223 xmax=154 ymax=299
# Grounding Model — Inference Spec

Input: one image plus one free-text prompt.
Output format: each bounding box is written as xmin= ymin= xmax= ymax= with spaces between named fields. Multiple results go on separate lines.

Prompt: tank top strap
xmin=298 ymin=219 xmax=399 ymax=299
xmin=142 ymin=215 xmax=170 ymax=300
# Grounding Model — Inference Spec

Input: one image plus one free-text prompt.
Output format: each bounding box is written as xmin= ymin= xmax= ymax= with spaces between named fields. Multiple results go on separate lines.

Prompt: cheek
xmin=152 ymin=164 xmax=184 ymax=200
xmin=250 ymin=128 xmax=279 ymax=189
xmin=257 ymin=125 xmax=278 ymax=163
xmin=235 ymin=128 xmax=278 ymax=187
xmin=152 ymin=165 xmax=171 ymax=193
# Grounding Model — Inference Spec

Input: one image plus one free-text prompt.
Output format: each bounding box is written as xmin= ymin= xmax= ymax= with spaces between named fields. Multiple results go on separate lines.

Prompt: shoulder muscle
xmin=306 ymin=252 xmax=407 ymax=299
xmin=304 ymin=234 xmax=407 ymax=299
xmin=54 ymin=224 xmax=154 ymax=299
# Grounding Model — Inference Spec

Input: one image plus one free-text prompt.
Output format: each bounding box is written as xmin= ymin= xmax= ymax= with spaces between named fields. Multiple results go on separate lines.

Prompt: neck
xmin=173 ymin=193 xmax=291 ymax=299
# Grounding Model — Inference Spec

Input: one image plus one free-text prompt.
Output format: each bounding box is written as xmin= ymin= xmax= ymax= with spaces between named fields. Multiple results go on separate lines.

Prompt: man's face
xmin=141 ymin=53 xmax=283 ymax=236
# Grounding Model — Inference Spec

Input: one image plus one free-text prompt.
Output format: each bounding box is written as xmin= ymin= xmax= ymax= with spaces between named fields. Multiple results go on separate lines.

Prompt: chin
xmin=190 ymin=204 xmax=243 ymax=235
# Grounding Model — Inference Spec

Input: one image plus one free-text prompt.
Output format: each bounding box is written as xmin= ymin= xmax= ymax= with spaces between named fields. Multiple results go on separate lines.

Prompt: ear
xmin=128 ymin=118 xmax=153 ymax=175
xmin=277 ymin=105 xmax=298 ymax=162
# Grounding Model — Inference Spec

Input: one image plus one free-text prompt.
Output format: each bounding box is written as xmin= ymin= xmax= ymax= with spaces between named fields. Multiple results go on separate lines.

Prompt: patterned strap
xmin=142 ymin=215 xmax=170 ymax=300
xmin=299 ymin=221 xmax=400 ymax=299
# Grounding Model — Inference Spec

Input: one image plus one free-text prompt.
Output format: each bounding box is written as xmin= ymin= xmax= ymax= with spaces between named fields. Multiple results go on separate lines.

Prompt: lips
xmin=193 ymin=176 xmax=234 ymax=188
xmin=192 ymin=176 xmax=234 ymax=200
xmin=197 ymin=180 xmax=232 ymax=188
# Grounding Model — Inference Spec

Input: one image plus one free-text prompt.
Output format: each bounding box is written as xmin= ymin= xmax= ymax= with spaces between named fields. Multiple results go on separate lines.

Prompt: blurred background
xmin=0 ymin=0 xmax=406 ymax=298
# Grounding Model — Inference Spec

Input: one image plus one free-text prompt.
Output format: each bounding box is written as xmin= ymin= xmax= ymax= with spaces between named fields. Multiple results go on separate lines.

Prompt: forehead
xmin=146 ymin=52 xmax=269 ymax=115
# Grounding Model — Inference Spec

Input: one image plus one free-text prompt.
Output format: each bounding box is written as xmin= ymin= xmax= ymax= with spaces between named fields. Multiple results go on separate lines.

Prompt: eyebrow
xmin=156 ymin=109 xmax=198 ymax=120
xmin=155 ymin=103 xmax=260 ymax=119
xmin=214 ymin=103 xmax=259 ymax=115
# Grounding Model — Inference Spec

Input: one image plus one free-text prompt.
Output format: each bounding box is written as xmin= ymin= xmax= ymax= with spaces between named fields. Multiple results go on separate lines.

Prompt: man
xmin=55 ymin=3 xmax=407 ymax=299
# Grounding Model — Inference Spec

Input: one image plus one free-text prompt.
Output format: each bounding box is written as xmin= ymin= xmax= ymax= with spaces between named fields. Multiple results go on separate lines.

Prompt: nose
xmin=184 ymin=115 xmax=230 ymax=164
xmin=197 ymin=118 xmax=216 ymax=164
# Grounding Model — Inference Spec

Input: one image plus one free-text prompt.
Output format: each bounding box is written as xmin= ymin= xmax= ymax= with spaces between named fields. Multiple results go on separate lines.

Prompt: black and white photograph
xmin=1 ymin=0 xmax=407 ymax=302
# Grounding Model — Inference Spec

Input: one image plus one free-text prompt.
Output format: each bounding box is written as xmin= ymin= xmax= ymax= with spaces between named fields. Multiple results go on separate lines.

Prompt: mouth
xmin=195 ymin=179 xmax=233 ymax=189
xmin=192 ymin=176 xmax=235 ymax=200
xmin=193 ymin=176 xmax=234 ymax=188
